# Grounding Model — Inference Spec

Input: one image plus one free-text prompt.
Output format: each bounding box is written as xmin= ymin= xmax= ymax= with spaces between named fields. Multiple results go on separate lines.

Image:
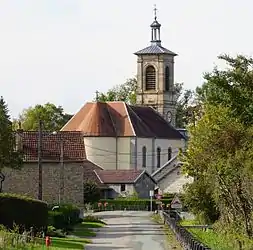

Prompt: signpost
xmin=171 ymin=195 xmax=183 ymax=210
xmin=149 ymin=190 xmax=154 ymax=212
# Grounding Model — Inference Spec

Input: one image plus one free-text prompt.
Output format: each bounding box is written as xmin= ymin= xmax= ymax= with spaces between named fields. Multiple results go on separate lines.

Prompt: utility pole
xmin=59 ymin=138 xmax=64 ymax=204
xmin=38 ymin=120 xmax=43 ymax=200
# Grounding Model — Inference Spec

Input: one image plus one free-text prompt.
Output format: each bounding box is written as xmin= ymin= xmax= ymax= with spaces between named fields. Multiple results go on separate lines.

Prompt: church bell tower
xmin=134 ymin=6 xmax=177 ymax=127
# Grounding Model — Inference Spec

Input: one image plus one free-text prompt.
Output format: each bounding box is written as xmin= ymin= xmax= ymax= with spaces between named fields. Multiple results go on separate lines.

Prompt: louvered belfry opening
xmin=145 ymin=66 xmax=156 ymax=90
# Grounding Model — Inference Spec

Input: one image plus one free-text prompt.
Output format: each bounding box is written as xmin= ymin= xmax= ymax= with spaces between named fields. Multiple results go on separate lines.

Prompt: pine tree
xmin=0 ymin=96 xmax=23 ymax=192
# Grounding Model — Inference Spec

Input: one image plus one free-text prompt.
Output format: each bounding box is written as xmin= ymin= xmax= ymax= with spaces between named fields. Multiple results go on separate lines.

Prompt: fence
xmin=162 ymin=211 xmax=211 ymax=250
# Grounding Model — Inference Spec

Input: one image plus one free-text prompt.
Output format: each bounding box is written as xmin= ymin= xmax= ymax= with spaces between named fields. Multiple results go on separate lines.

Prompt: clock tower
xmin=134 ymin=7 xmax=177 ymax=127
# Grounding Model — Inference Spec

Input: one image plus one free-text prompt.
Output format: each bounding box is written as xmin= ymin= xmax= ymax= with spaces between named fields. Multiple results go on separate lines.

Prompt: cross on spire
xmin=154 ymin=4 xmax=157 ymax=20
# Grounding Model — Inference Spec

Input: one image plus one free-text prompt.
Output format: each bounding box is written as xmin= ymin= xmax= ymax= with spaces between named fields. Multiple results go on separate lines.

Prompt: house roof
xmin=94 ymin=169 xmax=156 ymax=184
xmin=82 ymin=160 xmax=108 ymax=189
xmin=134 ymin=45 xmax=177 ymax=56
xmin=61 ymin=102 xmax=185 ymax=139
xmin=17 ymin=131 xmax=86 ymax=162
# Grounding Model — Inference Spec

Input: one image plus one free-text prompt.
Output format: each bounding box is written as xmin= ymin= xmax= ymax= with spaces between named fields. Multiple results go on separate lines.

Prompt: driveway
xmin=85 ymin=211 xmax=168 ymax=250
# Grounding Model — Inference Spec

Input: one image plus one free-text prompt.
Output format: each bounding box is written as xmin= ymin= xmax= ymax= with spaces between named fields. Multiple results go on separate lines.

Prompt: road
xmin=85 ymin=211 xmax=168 ymax=250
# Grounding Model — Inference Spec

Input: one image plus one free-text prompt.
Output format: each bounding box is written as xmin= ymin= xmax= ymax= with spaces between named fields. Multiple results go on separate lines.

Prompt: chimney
xmin=15 ymin=121 xmax=23 ymax=152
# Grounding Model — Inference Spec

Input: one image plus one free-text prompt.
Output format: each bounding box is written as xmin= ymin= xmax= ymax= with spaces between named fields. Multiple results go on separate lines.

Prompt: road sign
xmin=171 ymin=195 xmax=183 ymax=209
xmin=149 ymin=190 xmax=154 ymax=197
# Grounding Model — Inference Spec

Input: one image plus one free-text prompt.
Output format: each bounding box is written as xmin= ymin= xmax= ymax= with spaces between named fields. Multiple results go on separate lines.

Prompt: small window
xmin=165 ymin=66 xmax=170 ymax=91
xmin=157 ymin=147 xmax=161 ymax=168
xmin=142 ymin=146 xmax=146 ymax=168
xmin=120 ymin=184 xmax=126 ymax=192
xmin=168 ymin=147 xmax=172 ymax=161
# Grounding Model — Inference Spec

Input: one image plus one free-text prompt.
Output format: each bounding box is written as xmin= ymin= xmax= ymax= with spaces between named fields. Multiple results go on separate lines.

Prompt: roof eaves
xmin=123 ymin=103 xmax=136 ymax=136
xmin=133 ymin=170 xmax=146 ymax=183
xmin=93 ymin=170 xmax=104 ymax=184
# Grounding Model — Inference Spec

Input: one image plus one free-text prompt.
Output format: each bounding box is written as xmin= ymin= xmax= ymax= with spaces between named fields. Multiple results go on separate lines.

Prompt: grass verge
xmin=152 ymin=214 xmax=183 ymax=250
xmin=180 ymin=219 xmax=253 ymax=250
xmin=72 ymin=221 xmax=105 ymax=237
xmin=36 ymin=237 xmax=91 ymax=249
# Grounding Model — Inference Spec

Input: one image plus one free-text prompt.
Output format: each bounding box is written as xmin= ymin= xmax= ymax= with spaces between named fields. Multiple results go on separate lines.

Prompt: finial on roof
xmin=154 ymin=4 xmax=157 ymax=20
xmin=150 ymin=4 xmax=161 ymax=45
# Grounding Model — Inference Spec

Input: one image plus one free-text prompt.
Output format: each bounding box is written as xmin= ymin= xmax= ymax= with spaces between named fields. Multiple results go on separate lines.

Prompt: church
xmin=62 ymin=10 xmax=191 ymax=194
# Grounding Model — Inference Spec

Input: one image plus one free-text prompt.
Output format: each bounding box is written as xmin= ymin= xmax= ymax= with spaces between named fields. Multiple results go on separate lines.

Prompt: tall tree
xmin=0 ymin=96 xmax=23 ymax=192
xmin=182 ymin=54 xmax=253 ymax=245
xmin=14 ymin=103 xmax=73 ymax=131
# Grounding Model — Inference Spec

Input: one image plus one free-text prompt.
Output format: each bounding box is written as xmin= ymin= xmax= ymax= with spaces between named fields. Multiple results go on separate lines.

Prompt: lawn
xmin=0 ymin=221 xmax=105 ymax=250
xmin=71 ymin=221 xmax=105 ymax=237
xmin=35 ymin=237 xmax=91 ymax=249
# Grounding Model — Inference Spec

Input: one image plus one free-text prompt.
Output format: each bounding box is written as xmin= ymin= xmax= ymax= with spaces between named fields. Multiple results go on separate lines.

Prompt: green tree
xmin=14 ymin=103 xmax=73 ymax=131
xmin=0 ymin=96 xmax=23 ymax=192
xmin=197 ymin=54 xmax=253 ymax=125
xmin=83 ymin=181 xmax=101 ymax=204
xmin=182 ymin=54 xmax=253 ymax=244
xmin=95 ymin=77 xmax=137 ymax=104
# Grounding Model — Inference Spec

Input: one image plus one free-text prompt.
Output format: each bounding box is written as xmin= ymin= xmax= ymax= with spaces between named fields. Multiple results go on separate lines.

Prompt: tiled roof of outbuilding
xmin=17 ymin=131 xmax=86 ymax=162
xmin=94 ymin=169 xmax=156 ymax=184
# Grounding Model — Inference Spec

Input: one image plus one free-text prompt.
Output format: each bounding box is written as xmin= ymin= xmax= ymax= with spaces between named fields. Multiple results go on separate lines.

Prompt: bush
xmin=94 ymin=198 xmax=174 ymax=211
xmin=48 ymin=204 xmax=80 ymax=231
xmin=0 ymin=193 xmax=48 ymax=231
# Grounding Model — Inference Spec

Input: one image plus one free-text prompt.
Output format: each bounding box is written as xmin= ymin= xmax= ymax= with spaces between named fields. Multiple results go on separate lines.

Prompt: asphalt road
xmin=85 ymin=211 xmax=168 ymax=250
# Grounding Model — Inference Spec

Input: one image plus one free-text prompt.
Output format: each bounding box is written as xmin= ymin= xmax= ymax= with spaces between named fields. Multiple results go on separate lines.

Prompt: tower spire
xmin=154 ymin=4 xmax=157 ymax=20
xmin=150 ymin=5 xmax=161 ymax=46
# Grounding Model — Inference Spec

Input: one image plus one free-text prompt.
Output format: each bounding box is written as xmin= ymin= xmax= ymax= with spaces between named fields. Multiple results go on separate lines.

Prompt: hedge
xmin=0 ymin=193 xmax=48 ymax=231
xmin=94 ymin=198 xmax=173 ymax=211
xmin=48 ymin=204 xmax=80 ymax=231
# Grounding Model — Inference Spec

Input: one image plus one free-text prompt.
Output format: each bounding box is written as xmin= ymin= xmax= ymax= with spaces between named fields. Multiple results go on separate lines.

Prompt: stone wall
xmin=2 ymin=162 xmax=84 ymax=206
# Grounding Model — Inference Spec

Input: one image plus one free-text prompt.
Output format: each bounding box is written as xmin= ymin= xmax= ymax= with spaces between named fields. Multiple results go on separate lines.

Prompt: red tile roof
xmin=62 ymin=101 xmax=184 ymax=139
xmin=94 ymin=169 xmax=145 ymax=184
xmin=17 ymin=131 xmax=86 ymax=162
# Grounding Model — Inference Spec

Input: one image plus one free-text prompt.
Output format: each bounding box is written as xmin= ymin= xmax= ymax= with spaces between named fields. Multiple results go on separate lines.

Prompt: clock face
xmin=167 ymin=111 xmax=172 ymax=123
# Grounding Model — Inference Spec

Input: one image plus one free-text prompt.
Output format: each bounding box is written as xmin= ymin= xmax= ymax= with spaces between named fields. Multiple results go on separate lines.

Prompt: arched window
xmin=142 ymin=146 xmax=146 ymax=168
xmin=168 ymin=147 xmax=172 ymax=161
xmin=145 ymin=66 xmax=156 ymax=90
xmin=157 ymin=147 xmax=161 ymax=168
xmin=165 ymin=66 xmax=170 ymax=91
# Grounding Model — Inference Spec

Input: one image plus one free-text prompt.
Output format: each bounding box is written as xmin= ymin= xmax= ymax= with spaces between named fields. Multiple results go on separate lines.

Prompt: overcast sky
xmin=1 ymin=0 xmax=252 ymax=118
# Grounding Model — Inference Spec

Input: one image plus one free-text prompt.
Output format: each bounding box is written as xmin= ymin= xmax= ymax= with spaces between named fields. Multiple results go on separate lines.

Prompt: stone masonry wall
xmin=2 ymin=162 xmax=84 ymax=206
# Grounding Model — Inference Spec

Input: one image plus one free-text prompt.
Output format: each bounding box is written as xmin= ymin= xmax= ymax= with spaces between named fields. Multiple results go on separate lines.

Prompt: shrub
xmin=94 ymin=198 xmax=173 ymax=211
xmin=48 ymin=204 xmax=80 ymax=231
xmin=0 ymin=193 xmax=48 ymax=231
xmin=83 ymin=181 xmax=101 ymax=204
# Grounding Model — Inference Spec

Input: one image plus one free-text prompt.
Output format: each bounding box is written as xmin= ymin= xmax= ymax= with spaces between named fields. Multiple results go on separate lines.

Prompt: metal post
xmin=59 ymin=138 xmax=64 ymax=204
xmin=38 ymin=120 xmax=43 ymax=200
xmin=150 ymin=195 xmax=153 ymax=212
